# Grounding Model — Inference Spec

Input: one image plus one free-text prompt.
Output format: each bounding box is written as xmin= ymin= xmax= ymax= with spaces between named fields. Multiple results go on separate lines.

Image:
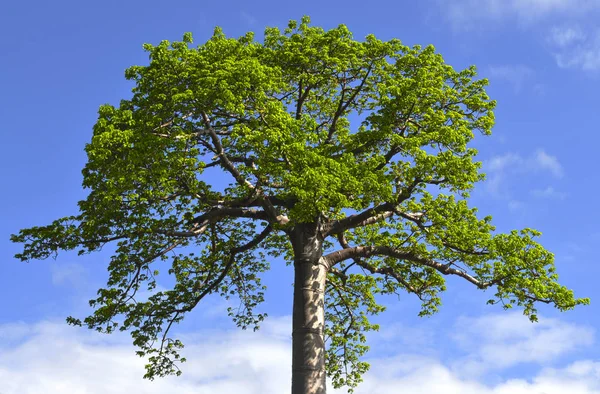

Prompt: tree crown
xmin=11 ymin=16 xmax=589 ymax=391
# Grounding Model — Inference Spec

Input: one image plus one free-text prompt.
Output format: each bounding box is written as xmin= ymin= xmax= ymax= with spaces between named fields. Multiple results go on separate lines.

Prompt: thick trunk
xmin=290 ymin=223 xmax=327 ymax=394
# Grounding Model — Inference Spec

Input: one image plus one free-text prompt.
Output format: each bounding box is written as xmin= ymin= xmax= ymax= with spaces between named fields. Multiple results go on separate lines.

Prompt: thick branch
xmin=328 ymin=246 xmax=549 ymax=305
xmin=326 ymin=64 xmax=373 ymax=143
xmin=152 ymin=112 xmax=193 ymax=132
xmin=375 ymin=146 xmax=402 ymax=171
xmin=203 ymin=155 xmax=257 ymax=169
xmin=71 ymin=207 xmax=270 ymax=251
xmin=191 ymin=206 xmax=269 ymax=230
xmin=323 ymin=245 xmax=488 ymax=289
xmin=331 ymin=234 xmax=421 ymax=297
xmin=201 ymin=112 xmax=255 ymax=190
xmin=323 ymin=176 xmax=429 ymax=237
xmin=330 ymin=262 xmax=420 ymax=298
xmin=323 ymin=203 xmax=394 ymax=237
xmin=200 ymin=113 xmax=289 ymax=226
xmin=205 ymin=195 xmax=294 ymax=209
xmin=296 ymin=81 xmax=311 ymax=120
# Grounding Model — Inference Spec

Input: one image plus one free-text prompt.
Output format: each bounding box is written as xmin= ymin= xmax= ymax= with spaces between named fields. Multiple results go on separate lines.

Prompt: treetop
xmin=11 ymin=16 xmax=588 ymax=391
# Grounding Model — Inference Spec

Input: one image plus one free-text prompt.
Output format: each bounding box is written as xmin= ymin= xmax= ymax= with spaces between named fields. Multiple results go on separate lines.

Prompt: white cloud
xmin=484 ymin=149 xmax=564 ymax=198
xmin=550 ymin=26 xmax=587 ymax=47
xmin=0 ymin=321 xmax=35 ymax=345
xmin=534 ymin=149 xmax=564 ymax=177
xmin=0 ymin=313 xmax=596 ymax=394
xmin=0 ymin=317 xmax=292 ymax=394
xmin=550 ymin=28 xmax=600 ymax=71
xmin=451 ymin=312 xmax=594 ymax=376
xmin=359 ymin=358 xmax=600 ymax=394
xmin=442 ymin=0 xmax=600 ymax=30
xmin=531 ymin=186 xmax=567 ymax=199
xmin=488 ymin=65 xmax=535 ymax=93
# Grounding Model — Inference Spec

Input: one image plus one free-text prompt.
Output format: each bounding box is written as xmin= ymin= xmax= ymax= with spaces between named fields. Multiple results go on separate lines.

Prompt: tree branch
xmin=325 ymin=64 xmax=373 ymax=143
xmin=323 ymin=245 xmax=487 ymax=289
xmin=330 ymin=260 xmax=421 ymax=298
xmin=203 ymin=155 xmax=257 ymax=169
xmin=323 ymin=176 xmax=429 ymax=237
xmin=177 ymin=224 xmax=273 ymax=313
xmin=396 ymin=210 xmax=489 ymax=256
xmin=323 ymin=203 xmax=394 ymax=237
xmin=121 ymin=240 xmax=184 ymax=305
xmin=296 ymin=81 xmax=311 ymax=120
xmin=200 ymin=112 xmax=290 ymax=226
xmin=201 ymin=112 xmax=255 ymax=190
xmin=191 ymin=206 xmax=269 ymax=229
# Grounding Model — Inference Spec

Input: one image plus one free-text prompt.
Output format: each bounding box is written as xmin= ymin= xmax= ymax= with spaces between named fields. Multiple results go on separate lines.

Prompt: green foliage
xmin=11 ymin=16 xmax=588 ymax=392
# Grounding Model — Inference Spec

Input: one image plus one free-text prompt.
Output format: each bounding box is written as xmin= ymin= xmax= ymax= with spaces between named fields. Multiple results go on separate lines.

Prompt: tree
xmin=11 ymin=16 xmax=588 ymax=394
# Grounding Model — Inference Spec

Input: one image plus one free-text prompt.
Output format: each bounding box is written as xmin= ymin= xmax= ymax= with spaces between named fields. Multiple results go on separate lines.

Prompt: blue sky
xmin=1 ymin=0 xmax=600 ymax=392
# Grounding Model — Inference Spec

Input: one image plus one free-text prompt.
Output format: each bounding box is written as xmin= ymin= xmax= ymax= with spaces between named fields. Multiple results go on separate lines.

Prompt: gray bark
xmin=290 ymin=223 xmax=328 ymax=394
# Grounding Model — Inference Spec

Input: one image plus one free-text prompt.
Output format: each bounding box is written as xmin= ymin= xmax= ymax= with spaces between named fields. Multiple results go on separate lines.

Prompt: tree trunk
xmin=290 ymin=223 xmax=327 ymax=394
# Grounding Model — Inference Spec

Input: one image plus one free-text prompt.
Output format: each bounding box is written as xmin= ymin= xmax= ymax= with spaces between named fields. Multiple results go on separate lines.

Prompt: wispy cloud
xmin=50 ymin=262 xmax=88 ymax=287
xmin=240 ymin=11 xmax=257 ymax=27
xmin=487 ymin=152 xmax=523 ymax=172
xmin=534 ymin=149 xmax=564 ymax=178
xmin=485 ymin=149 xmax=564 ymax=198
xmin=440 ymin=0 xmax=600 ymax=72
xmin=549 ymin=26 xmax=600 ymax=71
xmin=370 ymin=321 xmax=437 ymax=355
xmin=531 ymin=186 xmax=567 ymax=199
xmin=488 ymin=65 xmax=535 ymax=93
xmin=442 ymin=0 xmax=600 ymax=30
xmin=508 ymin=200 xmax=526 ymax=212
xmin=0 ymin=313 xmax=596 ymax=394
xmin=487 ymin=149 xmax=564 ymax=176
xmin=549 ymin=26 xmax=587 ymax=47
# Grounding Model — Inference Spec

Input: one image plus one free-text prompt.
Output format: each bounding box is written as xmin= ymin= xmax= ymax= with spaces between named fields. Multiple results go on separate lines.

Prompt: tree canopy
xmin=11 ymin=16 xmax=588 ymax=393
